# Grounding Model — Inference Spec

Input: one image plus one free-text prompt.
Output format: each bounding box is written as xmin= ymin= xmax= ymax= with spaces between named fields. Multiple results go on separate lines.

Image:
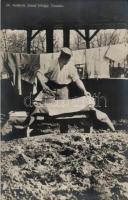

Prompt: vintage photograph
xmin=1 ymin=0 xmax=128 ymax=199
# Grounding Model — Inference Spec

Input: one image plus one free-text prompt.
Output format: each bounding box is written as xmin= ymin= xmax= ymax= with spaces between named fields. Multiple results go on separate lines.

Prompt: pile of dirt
xmin=1 ymin=132 xmax=128 ymax=200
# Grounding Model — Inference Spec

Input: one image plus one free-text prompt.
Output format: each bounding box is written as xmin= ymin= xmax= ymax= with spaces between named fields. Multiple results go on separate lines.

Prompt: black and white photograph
xmin=1 ymin=0 xmax=128 ymax=199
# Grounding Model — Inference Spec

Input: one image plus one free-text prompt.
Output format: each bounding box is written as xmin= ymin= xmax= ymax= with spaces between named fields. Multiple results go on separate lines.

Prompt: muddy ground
xmin=1 ymin=121 xmax=128 ymax=200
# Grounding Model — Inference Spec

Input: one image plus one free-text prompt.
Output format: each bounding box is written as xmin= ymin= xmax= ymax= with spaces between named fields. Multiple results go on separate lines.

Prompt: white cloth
xmin=43 ymin=96 xmax=95 ymax=116
xmin=0 ymin=52 xmax=40 ymax=84
xmin=72 ymin=49 xmax=86 ymax=65
xmin=105 ymin=43 xmax=128 ymax=62
xmin=86 ymin=47 xmax=110 ymax=78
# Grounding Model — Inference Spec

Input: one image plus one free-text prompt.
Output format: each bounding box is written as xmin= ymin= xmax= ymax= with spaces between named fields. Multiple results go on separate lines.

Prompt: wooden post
xmin=46 ymin=28 xmax=54 ymax=53
xmin=63 ymin=28 xmax=70 ymax=47
xmin=27 ymin=30 xmax=32 ymax=53
xmin=85 ymin=29 xmax=90 ymax=49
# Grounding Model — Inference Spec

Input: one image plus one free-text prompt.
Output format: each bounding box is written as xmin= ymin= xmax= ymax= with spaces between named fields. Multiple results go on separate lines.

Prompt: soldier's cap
xmin=61 ymin=47 xmax=73 ymax=57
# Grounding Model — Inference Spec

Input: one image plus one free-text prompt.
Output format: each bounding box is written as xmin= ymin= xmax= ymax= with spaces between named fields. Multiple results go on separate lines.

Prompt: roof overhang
xmin=1 ymin=0 xmax=128 ymax=30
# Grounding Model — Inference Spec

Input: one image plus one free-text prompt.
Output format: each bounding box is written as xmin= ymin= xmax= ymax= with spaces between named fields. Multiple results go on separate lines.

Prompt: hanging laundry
xmin=86 ymin=46 xmax=110 ymax=78
xmin=105 ymin=43 xmax=128 ymax=62
xmin=0 ymin=52 xmax=40 ymax=94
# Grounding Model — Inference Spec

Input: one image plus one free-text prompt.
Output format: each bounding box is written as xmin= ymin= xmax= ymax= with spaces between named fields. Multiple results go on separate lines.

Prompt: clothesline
xmin=0 ymin=43 xmax=127 ymax=94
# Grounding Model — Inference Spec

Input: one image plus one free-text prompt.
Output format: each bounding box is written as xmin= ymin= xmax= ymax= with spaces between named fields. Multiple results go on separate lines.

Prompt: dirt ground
xmin=1 ymin=122 xmax=128 ymax=200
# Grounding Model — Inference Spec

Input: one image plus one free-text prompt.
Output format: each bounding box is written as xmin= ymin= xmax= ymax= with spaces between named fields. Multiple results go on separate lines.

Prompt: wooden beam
xmin=27 ymin=30 xmax=32 ymax=53
xmin=85 ymin=29 xmax=90 ymax=49
xmin=75 ymin=28 xmax=91 ymax=48
xmin=46 ymin=28 xmax=54 ymax=53
xmin=89 ymin=29 xmax=100 ymax=41
xmin=63 ymin=28 xmax=70 ymax=47
xmin=74 ymin=29 xmax=87 ymax=41
xmin=31 ymin=30 xmax=41 ymax=40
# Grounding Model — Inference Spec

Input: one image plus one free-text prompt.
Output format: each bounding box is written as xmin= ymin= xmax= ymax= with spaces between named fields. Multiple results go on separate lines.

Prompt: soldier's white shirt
xmin=37 ymin=58 xmax=79 ymax=85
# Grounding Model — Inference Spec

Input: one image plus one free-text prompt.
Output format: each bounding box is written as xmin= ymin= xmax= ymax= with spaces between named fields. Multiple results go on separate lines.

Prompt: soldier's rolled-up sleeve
xmin=36 ymin=69 xmax=48 ymax=83
xmin=69 ymin=66 xmax=80 ymax=82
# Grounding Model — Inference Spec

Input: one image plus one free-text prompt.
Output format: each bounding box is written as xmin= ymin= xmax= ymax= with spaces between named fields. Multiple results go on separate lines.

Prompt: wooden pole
xmin=63 ymin=28 xmax=70 ymax=47
xmin=27 ymin=30 xmax=32 ymax=53
xmin=46 ymin=28 xmax=54 ymax=53
xmin=85 ymin=29 xmax=90 ymax=49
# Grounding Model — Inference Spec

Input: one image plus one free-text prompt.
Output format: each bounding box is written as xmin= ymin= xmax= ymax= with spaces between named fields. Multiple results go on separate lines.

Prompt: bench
xmin=27 ymin=113 xmax=93 ymax=137
xmin=8 ymin=111 xmax=93 ymax=137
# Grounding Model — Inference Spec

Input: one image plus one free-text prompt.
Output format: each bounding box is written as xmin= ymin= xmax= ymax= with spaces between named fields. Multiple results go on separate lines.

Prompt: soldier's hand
xmin=42 ymin=85 xmax=55 ymax=96
xmin=84 ymin=91 xmax=91 ymax=97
